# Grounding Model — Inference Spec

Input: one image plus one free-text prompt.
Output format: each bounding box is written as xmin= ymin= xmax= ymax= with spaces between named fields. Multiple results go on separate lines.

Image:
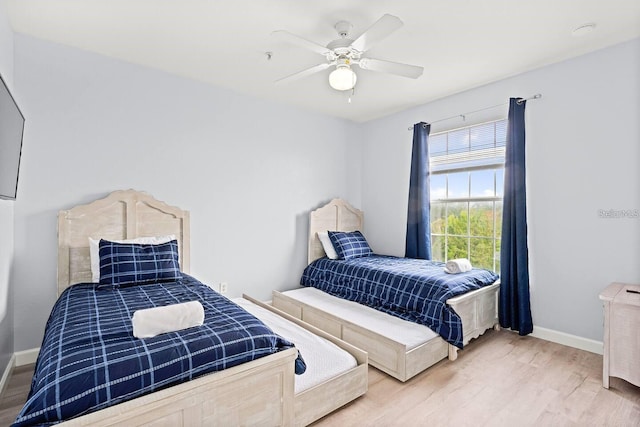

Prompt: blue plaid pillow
xmin=98 ymin=239 xmax=182 ymax=288
xmin=328 ymin=231 xmax=373 ymax=260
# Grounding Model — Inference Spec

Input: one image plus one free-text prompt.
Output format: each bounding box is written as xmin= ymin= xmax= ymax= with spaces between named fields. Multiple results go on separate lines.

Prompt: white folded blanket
xmin=132 ymin=300 xmax=205 ymax=338
xmin=444 ymin=258 xmax=473 ymax=274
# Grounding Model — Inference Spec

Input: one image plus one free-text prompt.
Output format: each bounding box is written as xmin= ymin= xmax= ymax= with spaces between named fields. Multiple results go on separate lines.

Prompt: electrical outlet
xmin=219 ymin=282 xmax=228 ymax=294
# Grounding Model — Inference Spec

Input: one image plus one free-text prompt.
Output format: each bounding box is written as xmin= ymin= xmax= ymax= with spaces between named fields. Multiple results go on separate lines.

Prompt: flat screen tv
xmin=0 ymin=73 xmax=25 ymax=200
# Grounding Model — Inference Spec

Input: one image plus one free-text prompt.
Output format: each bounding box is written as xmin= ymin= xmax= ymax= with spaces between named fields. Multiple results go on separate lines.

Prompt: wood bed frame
xmin=55 ymin=190 xmax=297 ymax=426
xmin=57 ymin=189 xmax=190 ymax=296
xmin=274 ymin=198 xmax=500 ymax=381
xmin=242 ymin=294 xmax=368 ymax=426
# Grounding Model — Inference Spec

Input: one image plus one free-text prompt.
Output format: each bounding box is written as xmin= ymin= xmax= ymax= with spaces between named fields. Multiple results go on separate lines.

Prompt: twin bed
xmin=272 ymin=198 xmax=500 ymax=381
xmin=14 ymin=190 xmax=367 ymax=426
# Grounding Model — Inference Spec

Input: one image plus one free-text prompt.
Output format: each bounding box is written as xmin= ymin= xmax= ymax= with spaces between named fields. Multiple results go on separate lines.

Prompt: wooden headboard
xmin=57 ymin=189 xmax=191 ymax=296
xmin=308 ymin=198 xmax=364 ymax=264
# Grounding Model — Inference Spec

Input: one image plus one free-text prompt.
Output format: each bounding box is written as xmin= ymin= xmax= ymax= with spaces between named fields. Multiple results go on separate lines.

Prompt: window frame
xmin=429 ymin=119 xmax=506 ymax=271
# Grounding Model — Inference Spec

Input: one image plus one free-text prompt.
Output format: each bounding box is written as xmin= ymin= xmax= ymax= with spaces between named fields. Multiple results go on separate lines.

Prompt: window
xmin=430 ymin=119 xmax=506 ymax=271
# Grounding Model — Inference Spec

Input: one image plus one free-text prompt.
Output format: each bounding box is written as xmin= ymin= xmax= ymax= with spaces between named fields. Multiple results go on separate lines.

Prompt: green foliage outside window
xmin=431 ymin=199 xmax=502 ymax=272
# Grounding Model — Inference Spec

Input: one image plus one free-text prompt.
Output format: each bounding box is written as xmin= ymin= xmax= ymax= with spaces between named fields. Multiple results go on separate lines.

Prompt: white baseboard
xmin=0 ymin=348 xmax=40 ymax=397
xmin=0 ymin=354 xmax=16 ymax=397
xmin=15 ymin=347 xmax=40 ymax=366
xmin=531 ymin=326 xmax=603 ymax=355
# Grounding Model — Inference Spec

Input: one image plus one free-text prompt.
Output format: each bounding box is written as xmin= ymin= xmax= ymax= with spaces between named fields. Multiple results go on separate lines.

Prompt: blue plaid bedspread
xmin=300 ymin=256 xmax=499 ymax=348
xmin=14 ymin=275 xmax=300 ymax=426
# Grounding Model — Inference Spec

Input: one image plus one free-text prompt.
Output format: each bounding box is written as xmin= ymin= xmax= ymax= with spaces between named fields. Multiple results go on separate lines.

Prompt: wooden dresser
xmin=599 ymin=282 xmax=640 ymax=389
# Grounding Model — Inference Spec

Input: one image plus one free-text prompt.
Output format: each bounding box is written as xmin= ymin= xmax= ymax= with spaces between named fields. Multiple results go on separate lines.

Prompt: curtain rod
xmin=408 ymin=93 xmax=542 ymax=130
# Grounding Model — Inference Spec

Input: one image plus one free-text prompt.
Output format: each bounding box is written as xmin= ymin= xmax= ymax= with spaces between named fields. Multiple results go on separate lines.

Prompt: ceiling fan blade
xmin=358 ymin=58 xmax=424 ymax=79
xmin=350 ymin=14 xmax=403 ymax=53
xmin=271 ymin=30 xmax=330 ymax=56
xmin=275 ymin=63 xmax=331 ymax=84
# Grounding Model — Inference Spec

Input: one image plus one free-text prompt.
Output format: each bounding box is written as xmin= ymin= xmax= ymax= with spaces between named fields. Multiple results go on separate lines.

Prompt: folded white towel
xmin=444 ymin=258 xmax=473 ymax=274
xmin=132 ymin=301 xmax=205 ymax=338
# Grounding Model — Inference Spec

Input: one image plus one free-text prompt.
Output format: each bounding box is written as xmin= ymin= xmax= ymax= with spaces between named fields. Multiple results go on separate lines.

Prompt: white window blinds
xmin=429 ymin=119 xmax=506 ymax=173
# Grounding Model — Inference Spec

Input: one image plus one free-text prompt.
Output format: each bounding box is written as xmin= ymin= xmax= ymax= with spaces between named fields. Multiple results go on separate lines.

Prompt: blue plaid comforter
xmin=14 ymin=275 xmax=300 ymax=426
xmin=301 ymin=256 xmax=499 ymax=348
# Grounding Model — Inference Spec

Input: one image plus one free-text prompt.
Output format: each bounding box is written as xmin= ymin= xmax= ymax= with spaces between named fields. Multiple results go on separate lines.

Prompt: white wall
xmin=0 ymin=0 xmax=15 ymax=371
xmin=12 ymin=34 xmax=361 ymax=351
xmin=359 ymin=38 xmax=640 ymax=342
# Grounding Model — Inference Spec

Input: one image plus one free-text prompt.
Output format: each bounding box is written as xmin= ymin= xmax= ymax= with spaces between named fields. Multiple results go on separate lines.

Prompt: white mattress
xmin=281 ymin=287 xmax=440 ymax=350
xmin=233 ymin=298 xmax=357 ymax=394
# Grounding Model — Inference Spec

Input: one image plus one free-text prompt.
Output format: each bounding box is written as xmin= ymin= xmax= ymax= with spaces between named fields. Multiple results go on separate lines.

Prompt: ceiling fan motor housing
xmin=326 ymin=39 xmax=360 ymax=62
xmin=335 ymin=57 xmax=353 ymax=68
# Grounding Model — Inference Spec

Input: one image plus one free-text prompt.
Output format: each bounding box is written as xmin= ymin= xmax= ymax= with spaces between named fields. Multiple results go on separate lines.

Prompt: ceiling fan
xmin=272 ymin=14 xmax=424 ymax=91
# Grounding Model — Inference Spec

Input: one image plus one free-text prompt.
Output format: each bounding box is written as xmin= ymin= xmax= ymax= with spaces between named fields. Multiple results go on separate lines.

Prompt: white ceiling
xmin=7 ymin=0 xmax=640 ymax=122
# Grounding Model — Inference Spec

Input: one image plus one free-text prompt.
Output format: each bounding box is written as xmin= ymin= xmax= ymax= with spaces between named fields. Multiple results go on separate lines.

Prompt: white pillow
xmin=317 ymin=231 xmax=339 ymax=260
xmin=89 ymin=235 xmax=176 ymax=282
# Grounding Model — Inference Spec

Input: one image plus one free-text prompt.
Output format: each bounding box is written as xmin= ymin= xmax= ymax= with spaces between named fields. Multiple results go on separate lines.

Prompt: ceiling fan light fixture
xmin=329 ymin=66 xmax=357 ymax=91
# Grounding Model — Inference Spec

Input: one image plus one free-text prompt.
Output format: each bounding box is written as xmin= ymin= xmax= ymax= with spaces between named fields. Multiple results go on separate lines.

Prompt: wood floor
xmin=311 ymin=330 xmax=640 ymax=426
xmin=1 ymin=330 xmax=638 ymax=426
xmin=0 ymin=363 xmax=34 ymax=426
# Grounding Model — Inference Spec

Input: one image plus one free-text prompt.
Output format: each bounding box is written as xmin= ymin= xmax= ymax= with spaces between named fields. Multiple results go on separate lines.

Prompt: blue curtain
xmin=405 ymin=122 xmax=432 ymax=259
xmin=499 ymin=98 xmax=533 ymax=335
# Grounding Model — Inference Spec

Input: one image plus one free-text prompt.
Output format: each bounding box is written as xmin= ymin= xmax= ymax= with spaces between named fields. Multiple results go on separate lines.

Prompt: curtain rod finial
xmin=517 ymin=93 xmax=542 ymax=105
